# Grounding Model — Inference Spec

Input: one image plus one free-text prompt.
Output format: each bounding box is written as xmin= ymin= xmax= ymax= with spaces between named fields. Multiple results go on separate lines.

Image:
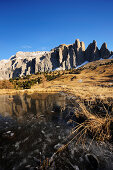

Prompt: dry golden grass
xmin=0 ymin=80 xmax=14 ymax=89
xmin=74 ymin=103 xmax=113 ymax=141
xmin=0 ymin=58 xmax=113 ymax=102
xmin=56 ymin=102 xmax=113 ymax=154
xmin=33 ymin=59 xmax=113 ymax=101
xmin=40 ymin=100 xmax=113 ymax=169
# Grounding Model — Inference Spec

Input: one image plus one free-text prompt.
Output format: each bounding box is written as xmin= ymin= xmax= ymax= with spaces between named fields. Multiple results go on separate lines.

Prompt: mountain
xmin=0 ymin=39 xmax=113 ymax=80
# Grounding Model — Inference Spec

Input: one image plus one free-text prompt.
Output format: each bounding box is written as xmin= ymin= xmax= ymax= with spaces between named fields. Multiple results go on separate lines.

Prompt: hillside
xmin=0 ymin=58 xmax=113 ymax=102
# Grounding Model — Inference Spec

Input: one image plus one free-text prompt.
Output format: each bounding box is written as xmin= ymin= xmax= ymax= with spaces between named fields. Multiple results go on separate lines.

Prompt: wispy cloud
xmin=40 ymin=46 xmax=50 ymax=51
xmin=19 ymin=45 xmax=50 ymax=52
xmin=20 ymin=45 xmax=32 ymax=50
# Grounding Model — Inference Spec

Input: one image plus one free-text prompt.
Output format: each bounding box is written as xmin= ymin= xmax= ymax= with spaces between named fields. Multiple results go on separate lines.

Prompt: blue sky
xmin=0 ymin=0 xmax=113 ymax=60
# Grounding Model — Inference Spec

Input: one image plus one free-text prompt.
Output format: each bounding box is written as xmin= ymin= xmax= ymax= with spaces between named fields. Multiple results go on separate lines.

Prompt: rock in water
xmin=84 ymin=154 xmax=99 ymax=170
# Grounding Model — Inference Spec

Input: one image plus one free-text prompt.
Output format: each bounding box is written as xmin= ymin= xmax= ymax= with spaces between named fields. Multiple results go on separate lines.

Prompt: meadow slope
xmin=0 ymin=58 xmax=113 ymax=101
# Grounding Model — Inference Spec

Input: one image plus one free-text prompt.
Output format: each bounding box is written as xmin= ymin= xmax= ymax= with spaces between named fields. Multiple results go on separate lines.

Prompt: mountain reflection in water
xmin=0 ymin=93 xmax=113 ymax=170
xmin=0 ymin=93 xmax=72 ymax=170
xmin=0 ymin=93 xmax=66 ymax=122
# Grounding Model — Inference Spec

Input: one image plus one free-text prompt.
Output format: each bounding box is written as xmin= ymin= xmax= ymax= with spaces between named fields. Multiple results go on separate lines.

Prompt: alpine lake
xmin=0 ymin=93 xmax=113 ymax=170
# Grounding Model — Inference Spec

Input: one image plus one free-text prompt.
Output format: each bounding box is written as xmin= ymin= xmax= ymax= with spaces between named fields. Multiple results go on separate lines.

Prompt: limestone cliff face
xmin=0 ymin=39 xmax=112 ymax=80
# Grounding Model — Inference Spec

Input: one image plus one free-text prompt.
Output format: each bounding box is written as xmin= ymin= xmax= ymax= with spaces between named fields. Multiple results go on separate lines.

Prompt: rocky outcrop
xmin=0 ymin=39 xmax=112 ymax=80
xmin=85 ymin=40 xmax=100 ymax=62
xmin=100 ymin=43 xmax=111 ymax=59
xmin=73 ymin=39 xmax=85 ymax=65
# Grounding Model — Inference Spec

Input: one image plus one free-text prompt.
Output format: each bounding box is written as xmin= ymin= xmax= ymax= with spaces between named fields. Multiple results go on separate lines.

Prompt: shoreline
xmin=0 ymin=88 xmax=62 ymax=95
xmin=0 ymin=84 xmax=113 ymax=102
xmin=0 ymin=86 xmax=112 ymax=99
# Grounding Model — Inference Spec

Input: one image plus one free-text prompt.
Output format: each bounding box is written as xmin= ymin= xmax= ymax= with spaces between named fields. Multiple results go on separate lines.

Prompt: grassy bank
xmin=1 ymin=59 xmax=113 ymax=101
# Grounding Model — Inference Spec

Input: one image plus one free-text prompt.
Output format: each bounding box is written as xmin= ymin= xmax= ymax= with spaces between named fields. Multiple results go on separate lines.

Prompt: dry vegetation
xmin=41 ymin=101 xmax=113 ymax=169
xmin=1 ymin=58 xmax=113 ymax=101
xmin=73 ymin=103 xmax=113 ymax=142
xmin=0 ymin=80 xmax=14 ymax=89
xmin=34 ymin=58 xmax=113 ymax=101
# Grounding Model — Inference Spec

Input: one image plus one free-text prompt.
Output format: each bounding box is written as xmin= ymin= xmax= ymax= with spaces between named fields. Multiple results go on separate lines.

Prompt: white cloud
xmin=40 ymin=47 xmax=49 ymax=51
xmin=20 ymin=45 xmax=32 ymax=50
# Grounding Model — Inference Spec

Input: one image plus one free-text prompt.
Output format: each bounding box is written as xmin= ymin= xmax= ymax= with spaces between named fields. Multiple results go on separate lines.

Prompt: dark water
xmin=0 ymin=93 xmax=73 ymax=170
xmin=0 ymin=93 xmax=113 ymax=170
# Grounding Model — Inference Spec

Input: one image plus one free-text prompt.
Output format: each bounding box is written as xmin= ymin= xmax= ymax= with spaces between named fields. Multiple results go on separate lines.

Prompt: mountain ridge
xmin=0 ymin=39 xmax=113 ymax=80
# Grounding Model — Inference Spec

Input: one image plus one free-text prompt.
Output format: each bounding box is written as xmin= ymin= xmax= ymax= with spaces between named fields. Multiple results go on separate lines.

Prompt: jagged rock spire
xmin=100 ymin=42 xmax=111 ymax=59
xmin=85 ymin=40 xmax=100 ymax=62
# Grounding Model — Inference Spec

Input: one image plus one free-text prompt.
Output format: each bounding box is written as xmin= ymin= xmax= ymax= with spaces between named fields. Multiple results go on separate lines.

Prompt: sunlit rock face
xmin=0 ymin=39 xmax=112 ymax=80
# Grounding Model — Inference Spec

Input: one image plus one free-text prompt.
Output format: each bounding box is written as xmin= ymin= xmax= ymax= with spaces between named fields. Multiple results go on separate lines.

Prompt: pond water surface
xmin=0 ymin=93 xmax=113 ymax=170
xmin=0 ymin=93 xmax=74 ymax=170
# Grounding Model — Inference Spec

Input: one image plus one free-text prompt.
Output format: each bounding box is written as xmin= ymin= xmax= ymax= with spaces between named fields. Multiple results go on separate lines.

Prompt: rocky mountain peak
xmin=85 ymin=40 xmax=100 ymax=62
xmin=0 ymin=39 xmax=112 ymax=80
xmin=75 ymin=39 xmax=81 ymax=48
xmin=93 ymin=40 xmax=97 ymax=45
xmin=80 ymin=41 xmax=85 ymax=51
xmin=100 ymin=42 xmax=111 ymax=59
xmin=101 ymin=42 xmax=107 ymax=49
